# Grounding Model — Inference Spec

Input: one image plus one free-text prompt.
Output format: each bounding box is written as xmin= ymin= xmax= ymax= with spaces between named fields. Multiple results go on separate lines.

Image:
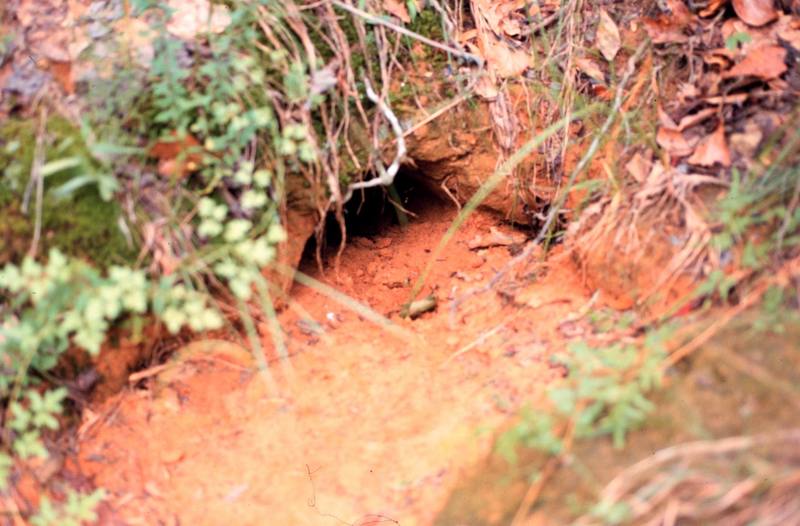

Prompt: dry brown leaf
xmin=667 ymin=0 xmax=696 ymax=24
xmin=473 ymin=0 xmax=522 ymax=36
xmin=721 ymin=15 xmax=798 ymax=53
xmin=732 ymin=0 xmax=778 ymax=27
xmin=699 ymin=0 xmax=729 ymax=17
xmin=384 ymin=0 xmax=411 ymax=23
xmin=688 ymin=123 xmax=732 ymax=167
xmin=703 ymin=51 xmax=733 ymax=69
xmin=473 ymin=26 xmax=530 ymax=78
xmin=575 ymin=57 xmax=606 ymax=83
xmin=488 ymin=41 xmax=530 ymax=77
xmin=470 ymin=0 xmax=531 ymax=78
xmin=644 ymin=0 xmax=697 ymax=44
xmin=677 ymin=107 xmax=719 ymax=131
xmin=657 ymin=127 xmax=696 ymax=157
xmin=27 ymin=27 xmax=72 ymax=62
xmin=149 ymin=132 xmax=203 ymax=179
xmin=626 ymin=151 xmax=653 ymax=183
xmin=722 ymin=44 xmax=787 ymax=79
xmin=49 ymin=61 xmax=74 ymax=94
xmin=777 ymin=16 xmax=800 ymax=50
xmin=597 ymin=9 xmax=621 ymax=61
xmin=644 ymin=19 xmax=687 ymax=44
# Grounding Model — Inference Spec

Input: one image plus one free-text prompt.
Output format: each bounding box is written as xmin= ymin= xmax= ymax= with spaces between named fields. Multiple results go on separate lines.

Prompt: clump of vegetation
xmin=497 ymin=321 xmax=671 ymax=463
xmin=0 ymin=117 xmax=136 ymax=267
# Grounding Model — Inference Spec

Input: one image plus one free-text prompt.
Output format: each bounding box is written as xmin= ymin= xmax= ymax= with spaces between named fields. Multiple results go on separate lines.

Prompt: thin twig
xmin=341 ymin=76 xmax=406 ymax=203
xmin=534 ymin=40 xmax=649 ymax=247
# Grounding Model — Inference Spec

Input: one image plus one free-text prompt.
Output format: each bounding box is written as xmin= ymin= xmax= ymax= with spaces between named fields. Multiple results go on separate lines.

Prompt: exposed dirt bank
xmin=75 ymin=190 xmax=597 ymax=525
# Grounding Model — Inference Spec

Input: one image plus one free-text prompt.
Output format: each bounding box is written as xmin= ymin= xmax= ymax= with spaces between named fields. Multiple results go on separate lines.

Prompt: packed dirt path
xmin=76 ymin=192 xmax=594 ymax=525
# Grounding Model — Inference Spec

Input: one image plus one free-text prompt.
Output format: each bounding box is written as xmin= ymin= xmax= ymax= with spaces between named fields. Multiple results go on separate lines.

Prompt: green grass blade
xmin=405 ymin=103 xmax=602 ymax=309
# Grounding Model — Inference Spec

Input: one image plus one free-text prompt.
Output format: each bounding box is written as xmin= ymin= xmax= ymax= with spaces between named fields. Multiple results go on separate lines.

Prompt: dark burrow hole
xmin=299 ymin=167 xmax=569 ymax=266
xmin=300 ymin=168 xmax=444 ymax=263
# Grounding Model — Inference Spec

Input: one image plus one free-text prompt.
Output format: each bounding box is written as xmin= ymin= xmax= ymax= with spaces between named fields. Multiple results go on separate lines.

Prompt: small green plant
xmin=0 ymin=247 xmax=225 ymax=477
xmin=725 ymin=31 xmax=751 ymax=50
xmin=699 ymin=160 xmax=800 ymax=303
xmin=30 ymin=488 xmax=106 ymax=526
xmin=497 ymin=324 xmax=672 ymax=463
xmin=5 ymin=388 xmax=67 ymax=460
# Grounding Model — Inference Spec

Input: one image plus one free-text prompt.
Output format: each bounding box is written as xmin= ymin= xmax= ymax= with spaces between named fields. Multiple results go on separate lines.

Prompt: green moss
xmin=0 ymin=117 xmax=136 ymax=268
xmin=408 ymin=9 xmax=445 ymax=42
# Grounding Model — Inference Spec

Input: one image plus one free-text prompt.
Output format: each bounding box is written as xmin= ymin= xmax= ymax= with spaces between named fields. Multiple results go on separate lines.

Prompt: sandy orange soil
xmin=77 ymin=194 xmax=593 ymax=525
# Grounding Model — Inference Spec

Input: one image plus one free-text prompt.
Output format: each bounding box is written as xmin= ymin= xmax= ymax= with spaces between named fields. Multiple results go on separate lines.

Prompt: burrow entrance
xmin=300 ymin=168 xmax=449 ymax=265
xmin=299 ymin=167 xmax=552 ymax=268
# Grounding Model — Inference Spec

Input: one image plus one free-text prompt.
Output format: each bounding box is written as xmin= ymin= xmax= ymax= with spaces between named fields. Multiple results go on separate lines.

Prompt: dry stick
xmin=329 ymin=0 xmax=483 ymax=66
xmin=679 ymin=478 xmax=760 ymax=521
xmin=536 ymin=40 xmax=649 ymax=248
xmin=523 ymin=10 xmax=562 ymax=36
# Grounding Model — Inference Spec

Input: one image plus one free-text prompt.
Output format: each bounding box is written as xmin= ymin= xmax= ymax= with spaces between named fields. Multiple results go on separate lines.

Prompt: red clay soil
xmin=76 ymin=194 xmax=596 ymax=525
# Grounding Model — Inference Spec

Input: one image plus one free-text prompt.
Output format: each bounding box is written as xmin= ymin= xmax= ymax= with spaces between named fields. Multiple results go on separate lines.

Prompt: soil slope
xmin=76 ymin=193 xmax=594 ymax=525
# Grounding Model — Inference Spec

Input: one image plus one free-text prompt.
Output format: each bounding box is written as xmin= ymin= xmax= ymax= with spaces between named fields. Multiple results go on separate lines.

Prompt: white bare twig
xmin=341 ymin=76 xmax=406 ymax=203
